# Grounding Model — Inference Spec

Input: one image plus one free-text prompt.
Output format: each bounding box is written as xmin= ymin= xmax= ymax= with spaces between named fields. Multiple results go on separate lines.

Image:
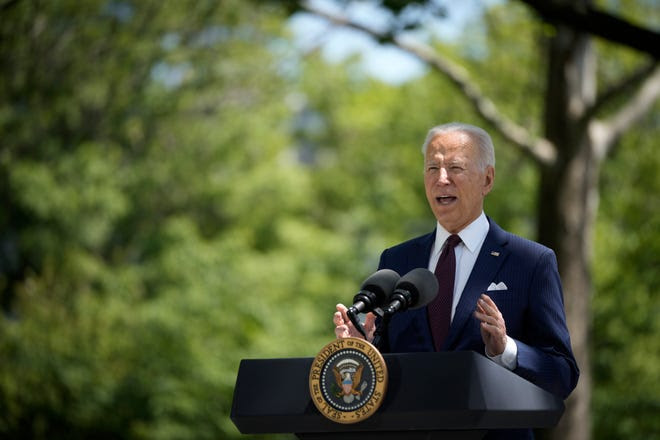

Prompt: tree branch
xmin=299 ymin=1 xmax=557 ymax=166
xmin=518 ymin=0 xmax=660 ymax=58
xmin=590 ymin=65 xmax=660 ymax=160
xmin=587 ymin=61 xmax=658 ymax=122
xmin=0 ymin=0 xmax=20 ymax=12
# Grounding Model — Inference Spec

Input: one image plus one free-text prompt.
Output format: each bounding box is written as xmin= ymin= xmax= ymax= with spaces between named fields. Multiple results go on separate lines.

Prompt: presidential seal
xmin=309 ymin=337 xmax=387 ymax=424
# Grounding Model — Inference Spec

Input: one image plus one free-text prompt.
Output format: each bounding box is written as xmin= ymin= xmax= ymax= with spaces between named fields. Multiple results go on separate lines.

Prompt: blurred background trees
xmin=0 ymin=1 xmax=657 ymax=439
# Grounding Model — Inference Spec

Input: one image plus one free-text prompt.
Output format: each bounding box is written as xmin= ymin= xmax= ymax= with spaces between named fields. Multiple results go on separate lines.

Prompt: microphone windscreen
xmin=396 ymin=268 xmax=438 ymax=309
xmin=360 ymin=269 xmax=400 ymax=304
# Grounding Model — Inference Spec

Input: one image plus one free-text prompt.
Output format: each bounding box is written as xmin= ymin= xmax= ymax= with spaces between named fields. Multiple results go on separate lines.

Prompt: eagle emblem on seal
xmin=332 ymin=359 xmax=366 ymax=403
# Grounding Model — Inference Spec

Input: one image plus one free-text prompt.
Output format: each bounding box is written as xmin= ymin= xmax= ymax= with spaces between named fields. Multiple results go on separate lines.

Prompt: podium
xmin=231 ymin=351 xmax=564 ymax=439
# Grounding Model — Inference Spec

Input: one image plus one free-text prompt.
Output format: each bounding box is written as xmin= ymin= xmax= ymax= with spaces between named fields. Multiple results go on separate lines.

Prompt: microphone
xmin=345 ymin=269 xmax=400 ymax=339
xmin=347 ymin=269 xmax=400 ymax=316
xmin=382 ymin=268 xmax=438 ymax=315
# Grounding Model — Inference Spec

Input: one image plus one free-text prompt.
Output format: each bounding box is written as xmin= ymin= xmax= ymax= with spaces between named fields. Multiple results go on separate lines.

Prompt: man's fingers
xmin=334 ymin=304 xmax=377 ymax=341
xmin=477 ymin=295 xmax=504 ymax=324
xmin=335 ymin=304 xmax=352 ymax=326
xmin=475 ymin=307 xmax=505 ymax=336
xmin=475 ymin=294 xmax=507 ymax=356
xmin=334 ymin=304 xmax=352 ymax=339
xmin=478 ymin=295 xmax=498 ymax=314
xmin=474 ymin=309 xmax=496 ymax=325
xmin=335 ymin=325 xmax=349 ymax=338
xmin=364 ymin=312 xmax=376 ymax=328
xmin=480 ymin=320 xmax=500 ymax=334
xmin=333 ymin=311 xmax=344 ymax=326
xmin=336 ymin=303 xmax=350 ymax=321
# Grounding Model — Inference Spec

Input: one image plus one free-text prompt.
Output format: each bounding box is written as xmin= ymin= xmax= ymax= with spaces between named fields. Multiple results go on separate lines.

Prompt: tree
xmin=0 ymin=1 xmax=326 ymax=438
xmin=287 ymin=1 xmax=660 ymax=439
xmin=518 ymin=0 xmax=660 ymax=57
xmin=1 ymin=0 xmax=656 ymax=438
xmin=591 ymin=116 xmax=660 ymax=439
xmin=2 ymin=1 xmax=469 ymax=437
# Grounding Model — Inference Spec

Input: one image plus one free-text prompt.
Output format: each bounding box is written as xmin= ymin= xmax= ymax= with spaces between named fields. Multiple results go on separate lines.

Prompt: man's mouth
xmin=436 ymin=196 xmax=457 ymax=205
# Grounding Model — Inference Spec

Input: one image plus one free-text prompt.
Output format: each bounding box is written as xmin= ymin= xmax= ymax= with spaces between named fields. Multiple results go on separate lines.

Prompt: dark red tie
xmin=427 ymin=234 xmax=461 ymax=351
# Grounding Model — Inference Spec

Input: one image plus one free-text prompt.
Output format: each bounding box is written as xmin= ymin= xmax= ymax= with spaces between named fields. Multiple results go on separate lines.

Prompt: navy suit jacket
xmin=377 ymin=217 xmax=579 ymax=401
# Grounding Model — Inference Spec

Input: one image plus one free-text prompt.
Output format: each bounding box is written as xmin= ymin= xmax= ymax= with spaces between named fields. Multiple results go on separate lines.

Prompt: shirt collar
xmin=433 ymin=212 xmax=489 ymax=257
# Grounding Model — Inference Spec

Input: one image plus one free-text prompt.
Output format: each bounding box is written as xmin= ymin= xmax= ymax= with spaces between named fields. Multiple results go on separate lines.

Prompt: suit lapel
xmin=443 ymin=218 xmax=509 ymax=349
xmin=411 ymin=231 xmax=435 ymax=269
xmin=407 ymin=231 xmax=435 ymax=338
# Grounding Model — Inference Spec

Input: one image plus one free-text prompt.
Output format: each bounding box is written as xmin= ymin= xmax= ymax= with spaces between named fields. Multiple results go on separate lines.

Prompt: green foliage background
xmin=0 ymin=1 xmax=657 ymax=439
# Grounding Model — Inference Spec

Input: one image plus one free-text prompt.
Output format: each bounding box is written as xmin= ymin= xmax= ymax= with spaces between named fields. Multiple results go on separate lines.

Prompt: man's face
xmin=423 ymin=131 xmax=494 ymax=233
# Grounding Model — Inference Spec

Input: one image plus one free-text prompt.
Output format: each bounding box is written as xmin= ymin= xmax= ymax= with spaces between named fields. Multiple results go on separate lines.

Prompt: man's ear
xmin=482 ymin=165 xmax=495 ymax=196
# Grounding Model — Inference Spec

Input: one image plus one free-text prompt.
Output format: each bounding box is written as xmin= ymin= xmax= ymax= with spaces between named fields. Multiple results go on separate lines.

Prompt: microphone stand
xmin=371 ymin=308 xmax=392 ymax=351
xmin=346 ymin=309 xmax=368 ymax=339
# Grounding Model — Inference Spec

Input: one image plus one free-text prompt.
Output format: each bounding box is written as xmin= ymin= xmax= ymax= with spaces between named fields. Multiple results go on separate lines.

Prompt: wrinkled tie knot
xmin=446 ymin=234 xmax=461 ymax=249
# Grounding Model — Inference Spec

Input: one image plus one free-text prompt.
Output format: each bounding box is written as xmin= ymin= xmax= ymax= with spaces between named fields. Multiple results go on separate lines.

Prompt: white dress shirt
xmin=428 ymin=212 xmax=517 ymax=370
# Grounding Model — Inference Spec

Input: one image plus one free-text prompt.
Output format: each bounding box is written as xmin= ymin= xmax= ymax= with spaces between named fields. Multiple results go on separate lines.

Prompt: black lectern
xmin=231 ymin=351 xmax=564 ymax=439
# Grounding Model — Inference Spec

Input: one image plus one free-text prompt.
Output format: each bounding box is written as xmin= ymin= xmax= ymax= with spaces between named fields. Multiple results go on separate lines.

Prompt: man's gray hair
xmin=421 ymin=122 xmax=495 ymax=170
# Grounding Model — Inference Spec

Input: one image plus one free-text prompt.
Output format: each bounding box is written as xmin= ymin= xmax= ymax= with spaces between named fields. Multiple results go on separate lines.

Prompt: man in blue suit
xmin=334 ymin=122 xmax=579 ymax=439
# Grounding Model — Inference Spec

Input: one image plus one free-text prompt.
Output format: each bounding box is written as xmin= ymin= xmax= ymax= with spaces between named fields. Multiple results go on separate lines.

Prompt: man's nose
xmin=437 ymin=167 xmax=450 ymax=184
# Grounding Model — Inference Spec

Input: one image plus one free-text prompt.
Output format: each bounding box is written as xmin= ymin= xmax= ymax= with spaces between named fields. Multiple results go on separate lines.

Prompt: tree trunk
xmin=538 ymin=147 xmax=598 ymax=440
xmin=537 ymin=20 xmax=599 ymax=440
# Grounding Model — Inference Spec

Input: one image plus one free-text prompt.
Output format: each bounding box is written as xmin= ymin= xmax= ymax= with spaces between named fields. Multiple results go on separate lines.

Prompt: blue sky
xmin=288 ymin=0 xmax=498 ymax=84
